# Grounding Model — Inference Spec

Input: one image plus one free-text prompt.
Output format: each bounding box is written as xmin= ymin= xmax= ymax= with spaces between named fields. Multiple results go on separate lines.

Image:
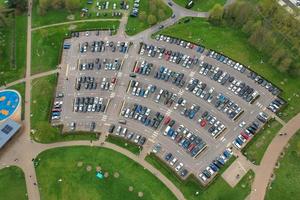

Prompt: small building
xmin=0 ymin=119 xmax=21 ymax=149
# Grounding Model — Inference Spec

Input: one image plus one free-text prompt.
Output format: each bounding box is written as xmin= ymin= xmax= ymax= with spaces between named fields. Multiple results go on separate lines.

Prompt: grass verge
xmin=106 ymin=135 xmax=141 ymax=155
xmin=173 ymin=0 xmax=226 ymax=11
xmin=0 ymin=13 xmax=27 ymax=86
xmin=265 ymin=131 xmax=300 ymax=200
xmin=158 ymin=17 xmax=300 ymax=121
xmin=126 ymin=0 xmax=172 ymax=35
xmin=242 ymin=119 xmax=283 ymax=165
xmin=0 ymin=166 xmax=27 ymax=200
xmin=31 ymin=20 xmax=119 ymax=74
xmin=35 ymin=146 xmax=177 ymax=200
xmin=31 ymin=74 xmax=97 ymax=143
xmin=146 ymin=153 xmax=252 ymax=200
xmin=32 ymin=0 xmax=124 ymax=27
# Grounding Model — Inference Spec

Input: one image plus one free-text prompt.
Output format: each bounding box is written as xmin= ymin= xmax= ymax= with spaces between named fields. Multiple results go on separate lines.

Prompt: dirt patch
xmin=67 ymin=15 xmax=75 ymax=20
xmin=128 ymin=186 xmax=133 ymax=192
xmin=138 ymin=192 xmax=144 ymax=197
xmin=86 ymin=165 xmax=92 ymax=172
xmin=68 ymin=25 xmax=77 ymax=30
xmin=114 ymin=172 xmax=119 ymax=178
xmin=77 ymin=161 xmax=83 ymax=167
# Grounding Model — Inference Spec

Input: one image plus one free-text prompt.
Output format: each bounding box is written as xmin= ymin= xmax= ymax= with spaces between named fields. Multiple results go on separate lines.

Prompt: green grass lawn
xmin=0 ymin=13 xmax=27 ymax=86
xmin=158 ymin=17 xmax=300 ymax=122
xmin=0 ymin=166 xmax=27 ymax=200
xmin=265 ymin=131 xmax=300 ymax=200
xmin=126 ymin=0 xmax=172 ymax=35
xmin=35 ymin=146 xmax=177 ymax=200
xmin=106 ymin=135 xmax=141 ymax=155
xmin=31 ymin=74 xmax=98 ymax=143
xmin=32 ymin=0 xmax=126 ymax=27
xmin=146 ymin=153 xmax=252 ymax=200
xmin=31 ymin=20 xmax=119 ymax=74
xmin=8 ymin=83 xmax=25 ymax=120
xmin=242 ymin=119 xmax=283 ymax=165
xmin=173 ymin=0 xmax=226 ymax=11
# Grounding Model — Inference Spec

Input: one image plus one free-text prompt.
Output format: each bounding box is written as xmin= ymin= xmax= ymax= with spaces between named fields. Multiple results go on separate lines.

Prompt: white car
xmin=175 ymin=163 xmax=183 ymax=172
xmin=170 ymin=157 xmax=178 ymax=166
xmin=206 ymin=166 xmax=215 ymax=175
xmin=199 ymin=173 xmax=207 ymax=182
xmin=239 ymin=121 xmax=246 ymax=128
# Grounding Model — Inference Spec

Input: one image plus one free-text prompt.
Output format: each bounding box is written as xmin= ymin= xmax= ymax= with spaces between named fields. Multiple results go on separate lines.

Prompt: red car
xmin=134 ymin=66 xmax=140 ymax=73
xmin=200 ymin=119 xmax=207 ymax=127
xmin=164 ymin=116 xmax=171 ymax=125
xmin=241 ymin=132 xmax=250 ymax=140
xmin=111 ymin=77 xmax=117 ymax=84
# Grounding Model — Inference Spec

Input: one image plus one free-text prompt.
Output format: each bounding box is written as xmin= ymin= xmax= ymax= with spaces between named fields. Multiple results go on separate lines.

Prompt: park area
xmin=0 ymin=166 xmax=28 ymax=200
xmin=0 ymin=7 xmax=27 ymax=86
xmin=35 ymin=146 xmax=177 ymax=200
xmin=265 ymin=131 xmax=300 ymax=200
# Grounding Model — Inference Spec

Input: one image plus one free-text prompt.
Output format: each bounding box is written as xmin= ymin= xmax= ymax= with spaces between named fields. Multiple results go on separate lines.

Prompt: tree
xmin=269 ymin=48 xmax=285 ymax=66
xmin=279 ymin=57 xmax=292 ymax=72
xmin=7 ymin=0 xmax=27 ymax=12
xmin=209 ymin=4 xmax=224 ymax=25
xmin=147 ymin=14 xmax=157 ymax=25
xmin=39 ymin=0 xmax=51 ymax=15
xmin=51 ymin=0 xmax=63 ymax=9
xmin=158 ymin=9 xmax=165 ymax=19
xmin=138 ymin=11 xmax=147 ymax=21
xmin=149 ymin=0 xmax=158 ymax=14
xmin=65 ymin=0 xmax=80 ymax=11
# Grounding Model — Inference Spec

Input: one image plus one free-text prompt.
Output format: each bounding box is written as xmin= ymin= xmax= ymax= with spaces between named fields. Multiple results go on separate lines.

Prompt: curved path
xmin=31 ymin=18 xmax=121 ymax=31
xmin=248 ymin=113 xmax=300 ymax=200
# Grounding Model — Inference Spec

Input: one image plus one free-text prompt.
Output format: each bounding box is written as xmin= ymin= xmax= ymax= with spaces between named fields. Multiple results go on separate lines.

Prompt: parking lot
xmin=52 ymin=31 xmax=284 ymax=185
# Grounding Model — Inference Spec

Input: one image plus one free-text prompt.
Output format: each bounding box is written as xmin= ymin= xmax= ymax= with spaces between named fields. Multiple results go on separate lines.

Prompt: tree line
xmin=209 ymin=0 xmax=300 ymax=75
xmin=38 ymin=0 xmax=80 ymax=15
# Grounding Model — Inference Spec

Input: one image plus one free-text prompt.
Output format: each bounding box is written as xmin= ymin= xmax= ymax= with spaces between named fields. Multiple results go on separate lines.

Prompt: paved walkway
xmin=31 ymin=18 xmax=122 ymax=31
xmin=248 ymin=113 xmax=300 ymax=200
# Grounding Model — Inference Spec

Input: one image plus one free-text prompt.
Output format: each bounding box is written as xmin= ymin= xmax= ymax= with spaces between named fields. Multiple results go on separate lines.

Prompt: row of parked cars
xmin=164 ymin=152 xmax=189 ymax=177
xmin=267 ymin=98 xmax=285 ymax=113
xmin=133 ymin=60 xmax=152 ymax=75
xmin=248 ymin=72 xmax=280 ymax=96
xmin=198 ymin=111 xmax=226 ymax=138
xmin=139 ymin=43 xmax=198 ymax=69
xmin=110 ymin=124 xmax=147 ymax=146
xmin=198 ymin=61 xmax=259 ymax=103
xmin=214 ymin=93 xmax=243 ymax=120
xmin=80 ymin=40 xmax=129 ymax=53
xmin=130 ymin=0 xmax=140 ymax=17
xmin=75 ymin=76 xmax=97 ymax=91
xmin=154 ymin=66 xmax=186 ymax=88
xmin=233 ymin=113 xmax=268 ymax=149
xmin=130 ymin=80 xmax=156 ymax=98
xmin=155 ymin=34 xmax=205 ymax=54
xmin=163 ymin=123 xmax=207 ymax=158
xmin=121 ymin=104 xmax=165 ymax=130
xmin=73 ymin=96 xmax=106 ymax=113
xmin=207 ymin=49 xmax=280 ymax=96
xmin=185 ymin=78 xmax=215 ymax=103
xmin=199 ymin=148 xmax=233 ymax=182
xmin=79 ymin=58 xmax=122 ymax=71
xmin=51 ymin=100 xmax=63 ymax=120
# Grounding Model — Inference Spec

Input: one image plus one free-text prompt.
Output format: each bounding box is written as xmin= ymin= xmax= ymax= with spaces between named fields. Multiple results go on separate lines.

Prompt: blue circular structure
xmin=0 ymin=89 xmax=21 ymax=122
